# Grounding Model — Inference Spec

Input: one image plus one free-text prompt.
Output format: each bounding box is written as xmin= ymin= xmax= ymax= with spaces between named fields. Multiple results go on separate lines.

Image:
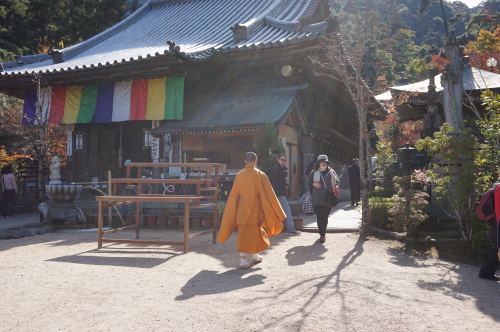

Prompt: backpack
xmin=476 ymin=189 xmax=495 ymax=222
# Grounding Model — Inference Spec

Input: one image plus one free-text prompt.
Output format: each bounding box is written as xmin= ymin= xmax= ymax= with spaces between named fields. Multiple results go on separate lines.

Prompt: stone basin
xmin=46 ymin=184 xmax=83 ymax=202
xmin=39 ymin=184 xmax=85 ymax=225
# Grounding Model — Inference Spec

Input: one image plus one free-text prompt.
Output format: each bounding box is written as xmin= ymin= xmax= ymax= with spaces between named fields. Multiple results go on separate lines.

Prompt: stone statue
xmin=421 ymin=69 xmax=442 ymax=138
xmin=49 ymin=156 xmax=62 ymax=185
xmin=440 ymin=31 xmax=466 ymax=131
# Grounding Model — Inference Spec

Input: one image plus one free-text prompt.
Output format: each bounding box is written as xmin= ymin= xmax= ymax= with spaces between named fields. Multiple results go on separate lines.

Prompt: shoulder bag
xmin=301 ymin=190 xmax=314 ymax=215
xmin=321 ymin=173 xmax=339 ymax=208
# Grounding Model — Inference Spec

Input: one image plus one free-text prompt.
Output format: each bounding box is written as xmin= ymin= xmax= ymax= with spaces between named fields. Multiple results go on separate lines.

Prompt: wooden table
xmin=95 ymin=195 xmax=216 ymax=253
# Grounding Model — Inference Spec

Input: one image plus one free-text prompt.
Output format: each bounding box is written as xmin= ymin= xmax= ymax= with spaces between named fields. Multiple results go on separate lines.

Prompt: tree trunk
xmin=359 ymin=106 xmax=370 ymax=233
xmin=38 ymin=127 xmax=46 ymax=203
xmin=35 ymin=75 xmax=46 ymax=204
xmin=439 ymin=0 xmax=449 ymax=37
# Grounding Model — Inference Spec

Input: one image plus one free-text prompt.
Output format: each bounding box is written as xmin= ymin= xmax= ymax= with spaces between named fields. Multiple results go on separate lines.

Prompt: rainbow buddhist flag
xmin=22 ymin=77 xmax=184 ymax=124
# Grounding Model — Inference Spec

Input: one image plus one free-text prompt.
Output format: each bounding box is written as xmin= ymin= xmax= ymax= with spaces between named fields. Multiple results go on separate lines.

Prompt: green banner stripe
xmin=165 ymin=77 xmax=184 ymax=120
xmin=78 ymin=85 xmax=98 ymax=123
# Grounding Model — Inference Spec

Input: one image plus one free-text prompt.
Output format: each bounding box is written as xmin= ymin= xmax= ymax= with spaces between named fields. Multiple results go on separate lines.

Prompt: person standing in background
xmin=348 ymin=158 xmax=361 ymax=206
xmin=1 ymin=164 xmax=17 ymax=218
xmin=267 ymin=154 xmax=301 ymax=235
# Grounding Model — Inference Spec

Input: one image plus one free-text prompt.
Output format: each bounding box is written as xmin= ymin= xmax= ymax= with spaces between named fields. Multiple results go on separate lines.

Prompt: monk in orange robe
xmin=218 ymin=152 xmax=285 ymax=268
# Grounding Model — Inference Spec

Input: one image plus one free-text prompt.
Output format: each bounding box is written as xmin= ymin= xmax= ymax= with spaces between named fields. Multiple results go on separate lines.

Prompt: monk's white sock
xmin=239 ymin=253 xmax=248 ymax=266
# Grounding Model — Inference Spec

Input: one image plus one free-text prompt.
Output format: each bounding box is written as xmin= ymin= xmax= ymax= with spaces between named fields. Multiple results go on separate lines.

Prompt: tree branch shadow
xmin=385 ymin=246 xmax=500 ymax=322
xmin=254 ymin=237 xmax=366 ymax=331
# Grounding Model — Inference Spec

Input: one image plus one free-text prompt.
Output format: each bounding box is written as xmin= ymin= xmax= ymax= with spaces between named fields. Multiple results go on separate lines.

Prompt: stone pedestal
xmin=38 ymin=184 xmax=85 ymax=225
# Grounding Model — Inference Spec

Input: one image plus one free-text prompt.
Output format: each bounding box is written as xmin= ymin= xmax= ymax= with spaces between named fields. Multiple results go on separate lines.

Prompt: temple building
xmin=0 ymin=0 xmax=384 ymax=200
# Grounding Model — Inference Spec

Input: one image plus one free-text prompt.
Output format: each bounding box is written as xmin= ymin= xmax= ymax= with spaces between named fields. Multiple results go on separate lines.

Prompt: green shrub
xmin=470 ymin=212 xmax=492 ymax=255
xmin=417 ymin=208 xmax=445 ymax=231
xmin=388 ymin=175 xmax=429 ymax=234
xmin=369 ymin=186 xmax=397 ymax=198
xmin=425 ymin=209 xmax=444 ymax=224
xmin=472 ymin=230 xmax=491 ymax=256
xmin=469 ymin=212 xmax=490 ymax=232
xmin=369 ymin=197 xmax=393 ymax=229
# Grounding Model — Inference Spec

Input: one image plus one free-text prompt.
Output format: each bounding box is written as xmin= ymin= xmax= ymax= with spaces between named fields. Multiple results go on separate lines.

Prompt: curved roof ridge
xmin=264 ymin=17 xmax=300 ymax=30
xmin=2 ymin=53 xmax=52 ymax=69
xmin=283 ymin=0 xmax=313 ymax=21
xmin=300 ymin=0 xmax=321 ymax=19
xmin=263 ymin=16 xmax=327 ymax=32
xmin=230 ymin=0 xmax=282 ymax=38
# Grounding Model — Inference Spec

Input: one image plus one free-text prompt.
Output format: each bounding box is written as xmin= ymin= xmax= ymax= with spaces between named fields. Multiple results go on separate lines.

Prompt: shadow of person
xmin=285 ymin=244 xmax=327 ymax=266
xmin=175 ymin=268 xmax=266 ymax=301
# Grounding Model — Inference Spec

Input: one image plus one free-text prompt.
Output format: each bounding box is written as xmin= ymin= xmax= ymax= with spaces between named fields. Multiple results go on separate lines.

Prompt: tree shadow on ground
xmin=285 ymin=243 xmax=327 ymax=266
xmin=257 ymin=237 xmax=366 ymax=331
xmin=386 ymin=246 xmax=500 ymax=322
xmin=175 ymin=267 xmax=265 ymax=301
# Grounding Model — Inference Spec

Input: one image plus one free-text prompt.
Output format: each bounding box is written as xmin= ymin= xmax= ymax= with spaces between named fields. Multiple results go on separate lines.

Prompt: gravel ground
xmin=0 ymin=229 xmax=498 ymax=331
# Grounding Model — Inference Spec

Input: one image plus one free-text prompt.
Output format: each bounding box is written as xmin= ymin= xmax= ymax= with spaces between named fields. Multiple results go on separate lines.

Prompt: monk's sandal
xmin=252 ymin=254 xmax=264 ymax=263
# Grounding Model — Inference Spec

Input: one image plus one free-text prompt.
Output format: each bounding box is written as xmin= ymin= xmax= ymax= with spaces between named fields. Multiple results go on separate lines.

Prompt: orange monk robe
xmin=218 ymin=164 xmax=285 ymax=253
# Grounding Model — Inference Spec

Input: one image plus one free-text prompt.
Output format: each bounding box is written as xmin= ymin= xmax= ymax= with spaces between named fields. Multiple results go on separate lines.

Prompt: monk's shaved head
xmin=244 ymin=152 xmax=257 ymax=163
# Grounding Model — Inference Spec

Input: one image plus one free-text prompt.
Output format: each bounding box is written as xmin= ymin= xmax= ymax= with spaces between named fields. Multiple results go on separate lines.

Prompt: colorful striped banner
xmin=22 ymin=77 xmax=184 ymax=124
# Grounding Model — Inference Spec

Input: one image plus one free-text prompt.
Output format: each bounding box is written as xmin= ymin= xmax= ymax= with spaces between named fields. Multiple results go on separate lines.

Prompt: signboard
xmin=66 ymin=125 xmax=73 ymax=157
xmin=151 ymin=120 xmax=160 ymax=160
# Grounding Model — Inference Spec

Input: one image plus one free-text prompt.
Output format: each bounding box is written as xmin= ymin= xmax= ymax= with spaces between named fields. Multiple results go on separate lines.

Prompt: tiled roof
xmin=150 ymin=84 xmax=307 ymax=133
xmin=1 ymin=0 xmax=329 ymax=78
xmin=391 ymin=67 xmax=500 ymax=94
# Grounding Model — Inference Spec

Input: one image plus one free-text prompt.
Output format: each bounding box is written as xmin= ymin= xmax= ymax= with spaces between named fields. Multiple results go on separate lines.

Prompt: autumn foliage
xmin=375 ymin=114 xmax=424 ymax=151
xmin=430 ymin=54 xmax=449 ymax=73
xmin=0 ymin=96 xmax=67 ymax=169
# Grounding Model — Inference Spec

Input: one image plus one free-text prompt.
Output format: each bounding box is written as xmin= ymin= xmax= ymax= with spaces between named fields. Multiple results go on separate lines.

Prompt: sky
xmin=458 ymin=0 xmax=483 ymax=8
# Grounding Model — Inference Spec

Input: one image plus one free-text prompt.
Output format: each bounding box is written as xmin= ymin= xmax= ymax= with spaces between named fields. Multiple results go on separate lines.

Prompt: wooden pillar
xmin=108 ymin=171 xmax=112 ymax=227
xmin=98 ymin=201 xmax=103 ymax=249
xmin=213 ymin=165 xmax=219 ymax=244
xmin=136 ymin=200 xmax=141 ymax=239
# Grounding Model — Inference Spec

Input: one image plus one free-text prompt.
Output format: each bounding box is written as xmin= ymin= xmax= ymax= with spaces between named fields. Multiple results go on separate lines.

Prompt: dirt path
xmin=0 ymin=229 xmax=498 ymax=331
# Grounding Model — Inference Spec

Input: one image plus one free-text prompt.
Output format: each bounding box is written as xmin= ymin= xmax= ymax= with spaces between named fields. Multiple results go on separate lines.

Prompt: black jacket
xmin=267 ymin=162 xmax=287 ymax=196
xmin=348 ymin=164 xmax=360 ymax=186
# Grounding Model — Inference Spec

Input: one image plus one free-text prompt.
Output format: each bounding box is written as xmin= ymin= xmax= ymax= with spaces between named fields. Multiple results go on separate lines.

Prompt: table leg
xmin=212 ymin=215 xmax=216 ymax=244
xmin=184 ymin=202 xmax=190 ymax=253
xmin=98 ymin=201 xmax=103 ymax=249
xmin=136 ymin=201 xmax=140 ymax=239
